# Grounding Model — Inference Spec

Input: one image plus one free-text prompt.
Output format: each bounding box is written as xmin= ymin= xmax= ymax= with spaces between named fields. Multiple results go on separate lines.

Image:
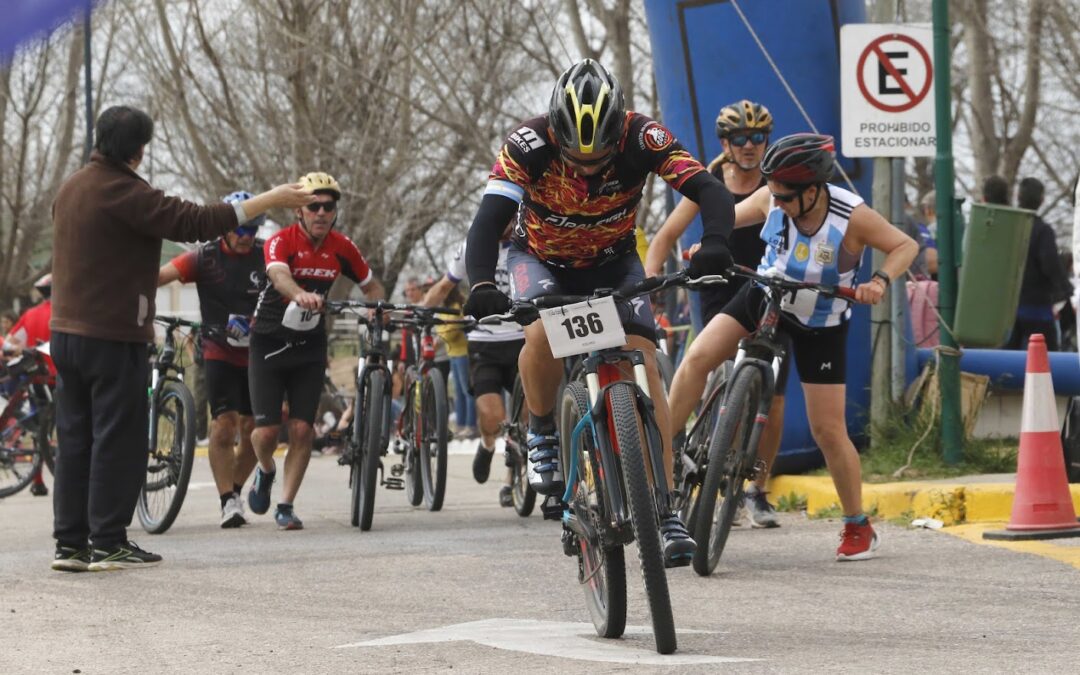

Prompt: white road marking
xmin=334 ymin=618 xmax=759 ymax=665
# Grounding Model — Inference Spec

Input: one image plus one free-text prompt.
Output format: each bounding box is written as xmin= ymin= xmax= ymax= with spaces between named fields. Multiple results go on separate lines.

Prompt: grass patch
xmin=841 ymin=401 xmax=1019 ymax=482
xmin=775 ymin=491 xmax=808 ymax=512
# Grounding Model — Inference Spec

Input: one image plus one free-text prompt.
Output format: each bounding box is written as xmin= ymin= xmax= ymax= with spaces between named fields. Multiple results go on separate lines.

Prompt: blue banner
xmin=2 ymin=0 xmax=89 ymax=61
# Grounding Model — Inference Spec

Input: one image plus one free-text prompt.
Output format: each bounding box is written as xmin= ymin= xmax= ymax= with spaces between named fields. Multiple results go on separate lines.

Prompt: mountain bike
xmin=137 ymin=316 xmax=199 ymax=534
xmin=481 ymin=271 xmax=722 ymax=655
xmin=678 ymin=265 xmax=855 ymax=576
xmin=0 ymin=346 xmax=54 ymax=499
xmin=395 ymin=308 xmax=473 ymax=511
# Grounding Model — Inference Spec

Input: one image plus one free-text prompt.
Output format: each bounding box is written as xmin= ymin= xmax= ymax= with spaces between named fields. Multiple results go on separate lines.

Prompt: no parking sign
xmin=840 ymin=24 xmax=936 ymax=157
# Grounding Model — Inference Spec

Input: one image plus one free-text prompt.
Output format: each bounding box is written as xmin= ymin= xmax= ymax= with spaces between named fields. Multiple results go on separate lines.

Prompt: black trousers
xmin=1006 ymin=318 xmax=1060 ymax=352
xmin=51 ymin=332 xmax=149 ymax=548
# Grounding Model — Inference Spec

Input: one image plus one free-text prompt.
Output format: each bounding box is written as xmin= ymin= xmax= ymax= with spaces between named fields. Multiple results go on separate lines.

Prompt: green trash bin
xmin=953 ymin=202 xmax=1035 ymax=347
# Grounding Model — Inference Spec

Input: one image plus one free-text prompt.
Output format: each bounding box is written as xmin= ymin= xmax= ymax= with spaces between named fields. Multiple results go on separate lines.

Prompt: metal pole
xmin=890 ymin=157 xmax=906 ymax=402
xmin=932 ymin=0 xmax=963 ymax=464
xmin=82 ymin=1 xmax=93 ymax=164
xmin=869 ymin=0 xmax=896 ymax=441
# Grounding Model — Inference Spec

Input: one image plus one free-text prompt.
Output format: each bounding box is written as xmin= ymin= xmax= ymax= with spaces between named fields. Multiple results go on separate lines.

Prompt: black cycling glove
xmin=686 ymin=240 xmax=734 ymax=279
xmin=464 ymin=284 xmax=512 ymax=319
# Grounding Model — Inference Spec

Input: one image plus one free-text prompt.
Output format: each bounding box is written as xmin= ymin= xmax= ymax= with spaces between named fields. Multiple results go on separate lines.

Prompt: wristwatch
xmin=871 ymin=271 xmax=891 ymax=288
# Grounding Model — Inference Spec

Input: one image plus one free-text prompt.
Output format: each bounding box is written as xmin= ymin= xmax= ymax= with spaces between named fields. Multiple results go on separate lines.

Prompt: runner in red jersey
xmin=247 ymin=172 xmax=385 ymax=530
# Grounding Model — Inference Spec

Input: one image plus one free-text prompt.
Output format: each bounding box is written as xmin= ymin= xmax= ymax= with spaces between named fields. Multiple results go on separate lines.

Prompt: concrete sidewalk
xmin=766 ymin=473 xmax=1080 ymax=525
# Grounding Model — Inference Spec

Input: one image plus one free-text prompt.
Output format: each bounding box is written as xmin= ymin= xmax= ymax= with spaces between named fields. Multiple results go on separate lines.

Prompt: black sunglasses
xmin=559 ymin=148 xmax=613 ymax=168
xmin=729 ymin=131 xmax=768 ymax=147
xmin=305 ymin=201 xmax=337 ymax=213
xmin=771 ymin=186 xmax=808 ymax=203
xmin=234 ymin=225 xmax=258 ymax=237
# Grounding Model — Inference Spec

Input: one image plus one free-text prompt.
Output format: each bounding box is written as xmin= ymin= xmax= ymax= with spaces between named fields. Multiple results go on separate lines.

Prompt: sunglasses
xmin=234 ymin=225 xmax=258 ymax=237
xmin=305 ymin=201 xmax=337 ymax=213
xmin=560 ymin=148 xmax=613 ymax=168
xmin=728 ymin=131 xmax=767 ymax=147
xmin=771 ymin=187 xmax=808 ymax=203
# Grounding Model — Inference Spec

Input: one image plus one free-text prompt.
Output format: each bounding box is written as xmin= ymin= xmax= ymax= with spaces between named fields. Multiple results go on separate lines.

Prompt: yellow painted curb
xmin=766 ymin=475 xmax=1080 ymax=526
xmin=942 ymin=522 xmax=1080 ymax=571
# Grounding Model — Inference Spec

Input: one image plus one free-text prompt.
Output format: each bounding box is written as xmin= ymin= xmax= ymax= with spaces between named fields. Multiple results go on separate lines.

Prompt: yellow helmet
xmin=298 ymin=172 xmax=341 ymax=200
xmin=715 ymin=100 xmax=774 ymax=139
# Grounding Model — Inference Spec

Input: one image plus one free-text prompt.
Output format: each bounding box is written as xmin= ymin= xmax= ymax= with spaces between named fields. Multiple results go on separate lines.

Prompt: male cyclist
xmin=646 ymin=99 xmax=783 ymax=528
xmin=247 ymin=172 xmax=385 ymax=530
xmin=157 ymin=192 xmax=266 ymax=528
xmin=425 ymin=232 xmax=524 ymax=507
xmin=5 ymin=274 xmax=56 ymax=497
xmin=675 ymin=133 xmax=917 ymax=560
xmin=463 ymin=59 xmax=735 ymax=566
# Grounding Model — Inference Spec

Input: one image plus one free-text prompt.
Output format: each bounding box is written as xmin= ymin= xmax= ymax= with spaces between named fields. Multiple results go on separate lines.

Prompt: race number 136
xmin=540 ymin=296 xmax=626 ymax=359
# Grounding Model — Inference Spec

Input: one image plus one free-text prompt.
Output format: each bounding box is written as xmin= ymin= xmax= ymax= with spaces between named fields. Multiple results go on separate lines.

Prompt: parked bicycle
xmin=675 ymin=265 xmax=855 ymax=576
xmin=0 ymin=346 xmax=54 ymax=499
xmin=137 ymin=315 xmax=199 ymax=534
xmin=480 ymin=271 xmax=721 ymax=655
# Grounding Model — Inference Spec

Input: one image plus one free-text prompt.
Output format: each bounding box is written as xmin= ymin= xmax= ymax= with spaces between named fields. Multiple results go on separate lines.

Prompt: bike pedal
xmin=540 ymin=495 xmax=567 ymax=521
xmin=389 ymin=463 xmax=405 ymax=477
xmin=561 ymin=525 xmax=579 ymax=558
xmin=383 ymin=477 xmax=404 ymax=490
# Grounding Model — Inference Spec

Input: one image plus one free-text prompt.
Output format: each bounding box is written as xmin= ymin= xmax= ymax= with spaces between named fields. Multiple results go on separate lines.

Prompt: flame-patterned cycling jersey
xmin=253 ymin=223 xmax=373 ymax=340
xmin=487 ymin=112 xmax=706 ymax=269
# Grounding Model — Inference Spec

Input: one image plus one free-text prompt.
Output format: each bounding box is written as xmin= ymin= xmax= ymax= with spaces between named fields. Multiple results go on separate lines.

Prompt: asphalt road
xmin=3 ymin=452 xmax=1079 ymax=674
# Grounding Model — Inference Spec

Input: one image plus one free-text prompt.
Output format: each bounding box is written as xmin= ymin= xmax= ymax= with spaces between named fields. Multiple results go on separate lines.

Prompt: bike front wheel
xmin=0 ymin=419 xmax=46 ymax=499
xmin=353 ymin=370 xmax=386 ymax=531
xmin=402 ymin=377 xmax=423 ymax=507
xmin=137 ymin=380 xmax=196 ymax=534
xmin=608 ymin=382 xmax=676 ymax=655
xmin=561 ymin=382 xmax=626 ymax=639
xmin=419 ymin=368 xmax=449 ymax=511
xmin=692 ymin=366 xmax=762 ymax=576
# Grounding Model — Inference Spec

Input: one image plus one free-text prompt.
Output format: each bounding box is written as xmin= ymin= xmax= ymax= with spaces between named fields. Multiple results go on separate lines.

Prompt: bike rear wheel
xmin=0 ymin=417 xmax=46 ymax=499
xmin=676 ymin=363 xmax=731 ymax=539
xmin=137 ymin=380 xmax=196 ymax=534
xmin=508 ymin=374 xmax=536 ymax=517
xmin=561 ymin=382 xmax=626 ymax=639
xmin=609 ymin=382 xmax=676 ymax=655
xmin=354 ymin=371 xmax=385 ymax=531
xmin=403 ymin=377 xmax=423 ymax=507
xmin=692 ymin=366 xmax=762 ymax=576
xmin=419 ymin=369 xmax=449 ymax=511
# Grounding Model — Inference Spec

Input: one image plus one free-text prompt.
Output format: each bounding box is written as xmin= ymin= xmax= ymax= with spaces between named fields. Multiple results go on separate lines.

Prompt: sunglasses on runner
xmin=728 ymin=131 xmax=767 ymax=147
xmin=305 ymin=201 xmax=338 ymax=213
xmin=234 ymin=224 xmax=258 ymax=237
xmin=771 ymin=187 xmax=807 ymax=203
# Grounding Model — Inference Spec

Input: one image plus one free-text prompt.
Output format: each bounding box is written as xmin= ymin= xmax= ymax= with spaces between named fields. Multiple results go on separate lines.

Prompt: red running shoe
xmin=836 ymin=521 xmax=880 ymax=561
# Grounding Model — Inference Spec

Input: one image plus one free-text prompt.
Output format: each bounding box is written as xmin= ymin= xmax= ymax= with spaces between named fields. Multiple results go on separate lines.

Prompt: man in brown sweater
xmin=49 ymin=105 xmax=313 ymax=572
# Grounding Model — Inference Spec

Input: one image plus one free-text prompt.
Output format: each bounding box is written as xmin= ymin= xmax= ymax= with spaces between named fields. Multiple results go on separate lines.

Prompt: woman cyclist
xmin=677 ymin=133 xmax=917 ymax=561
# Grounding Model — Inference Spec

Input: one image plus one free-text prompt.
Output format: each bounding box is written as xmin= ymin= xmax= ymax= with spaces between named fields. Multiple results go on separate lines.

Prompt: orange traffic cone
xmin=984 ymin=334 xmax=1080 ymax=541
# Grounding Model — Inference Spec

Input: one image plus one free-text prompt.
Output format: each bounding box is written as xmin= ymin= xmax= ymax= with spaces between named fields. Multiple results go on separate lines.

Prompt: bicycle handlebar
xmin=726 ymin=264 xmax=857 ymax=302
xmin=154 ymin=315 xmax=201 ymax=329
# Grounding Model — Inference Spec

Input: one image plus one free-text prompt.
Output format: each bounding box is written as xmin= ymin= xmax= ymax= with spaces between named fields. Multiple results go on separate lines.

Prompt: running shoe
xmin=498 ymin=484 xmax=513 ymax=508
xmin=220 ymin=494 xmax=247 ymax=529
xmin=51 ymin=545 xmax=91 ymax=572
xmin=744 ymin=484 xmax=780 ymax=528
xmin=88 ymin=541 xmax=162 ymax=571
xmin=836 ymin=521 xmax=880 ymax=561
xmin=274 ymin=504 xmax=304 ymax=530
xmin=472 ymin=442 xmax=495 ymax=484
xmin=247 ymin=466 xmax=275 ymax=515
xmin=30 ymin=481 xmax=48 ymax=497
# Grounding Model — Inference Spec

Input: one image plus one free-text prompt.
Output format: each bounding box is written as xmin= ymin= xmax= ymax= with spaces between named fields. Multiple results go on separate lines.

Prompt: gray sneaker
xmin=221 ymin=494 xmax=247 ymax=528
xmin=744 ymin=485 xmax=780 ymax=528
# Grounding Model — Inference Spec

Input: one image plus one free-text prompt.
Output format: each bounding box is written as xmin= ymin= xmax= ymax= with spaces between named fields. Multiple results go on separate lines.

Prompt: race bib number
xmin=780 ymin=289 xmax=820 ymax=317
xmin=540 ymin=296 xmax=626 ymax=359
xmin=281 ymin=300 xmax=320 ymax=332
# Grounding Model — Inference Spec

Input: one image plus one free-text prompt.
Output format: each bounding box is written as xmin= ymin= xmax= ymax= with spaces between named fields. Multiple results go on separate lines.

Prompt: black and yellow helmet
xmin=715 ymin=100 xmax=774 ymax=139
xmin=298 ymin=172 xmax=341 ymax=200
xmin=548 ymin=59 xmax=626 ymax=154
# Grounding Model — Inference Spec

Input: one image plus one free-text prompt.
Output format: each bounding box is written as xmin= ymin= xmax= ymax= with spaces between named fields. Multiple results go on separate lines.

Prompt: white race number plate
xmin=539 ymin=296 xmax=626 ymax=359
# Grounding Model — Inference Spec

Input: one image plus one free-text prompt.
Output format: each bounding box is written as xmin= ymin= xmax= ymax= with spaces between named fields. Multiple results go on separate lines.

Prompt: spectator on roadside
xmin=0 ymin=310 xmax=17 ymax=338
xmin=918 ymin=190 xmax=939 ymax=277
xmin=982 ymin=174 xmax=1010 ymax=206
xmin=48 ymin=104 xmax=313 ymax=573
xmin=1006 ymin=177 xmax=1071 ymax=351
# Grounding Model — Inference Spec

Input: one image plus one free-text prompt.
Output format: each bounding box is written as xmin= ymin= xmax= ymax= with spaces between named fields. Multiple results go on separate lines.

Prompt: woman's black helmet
xmin=760 ymin=133 xmax=836 ymax=186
